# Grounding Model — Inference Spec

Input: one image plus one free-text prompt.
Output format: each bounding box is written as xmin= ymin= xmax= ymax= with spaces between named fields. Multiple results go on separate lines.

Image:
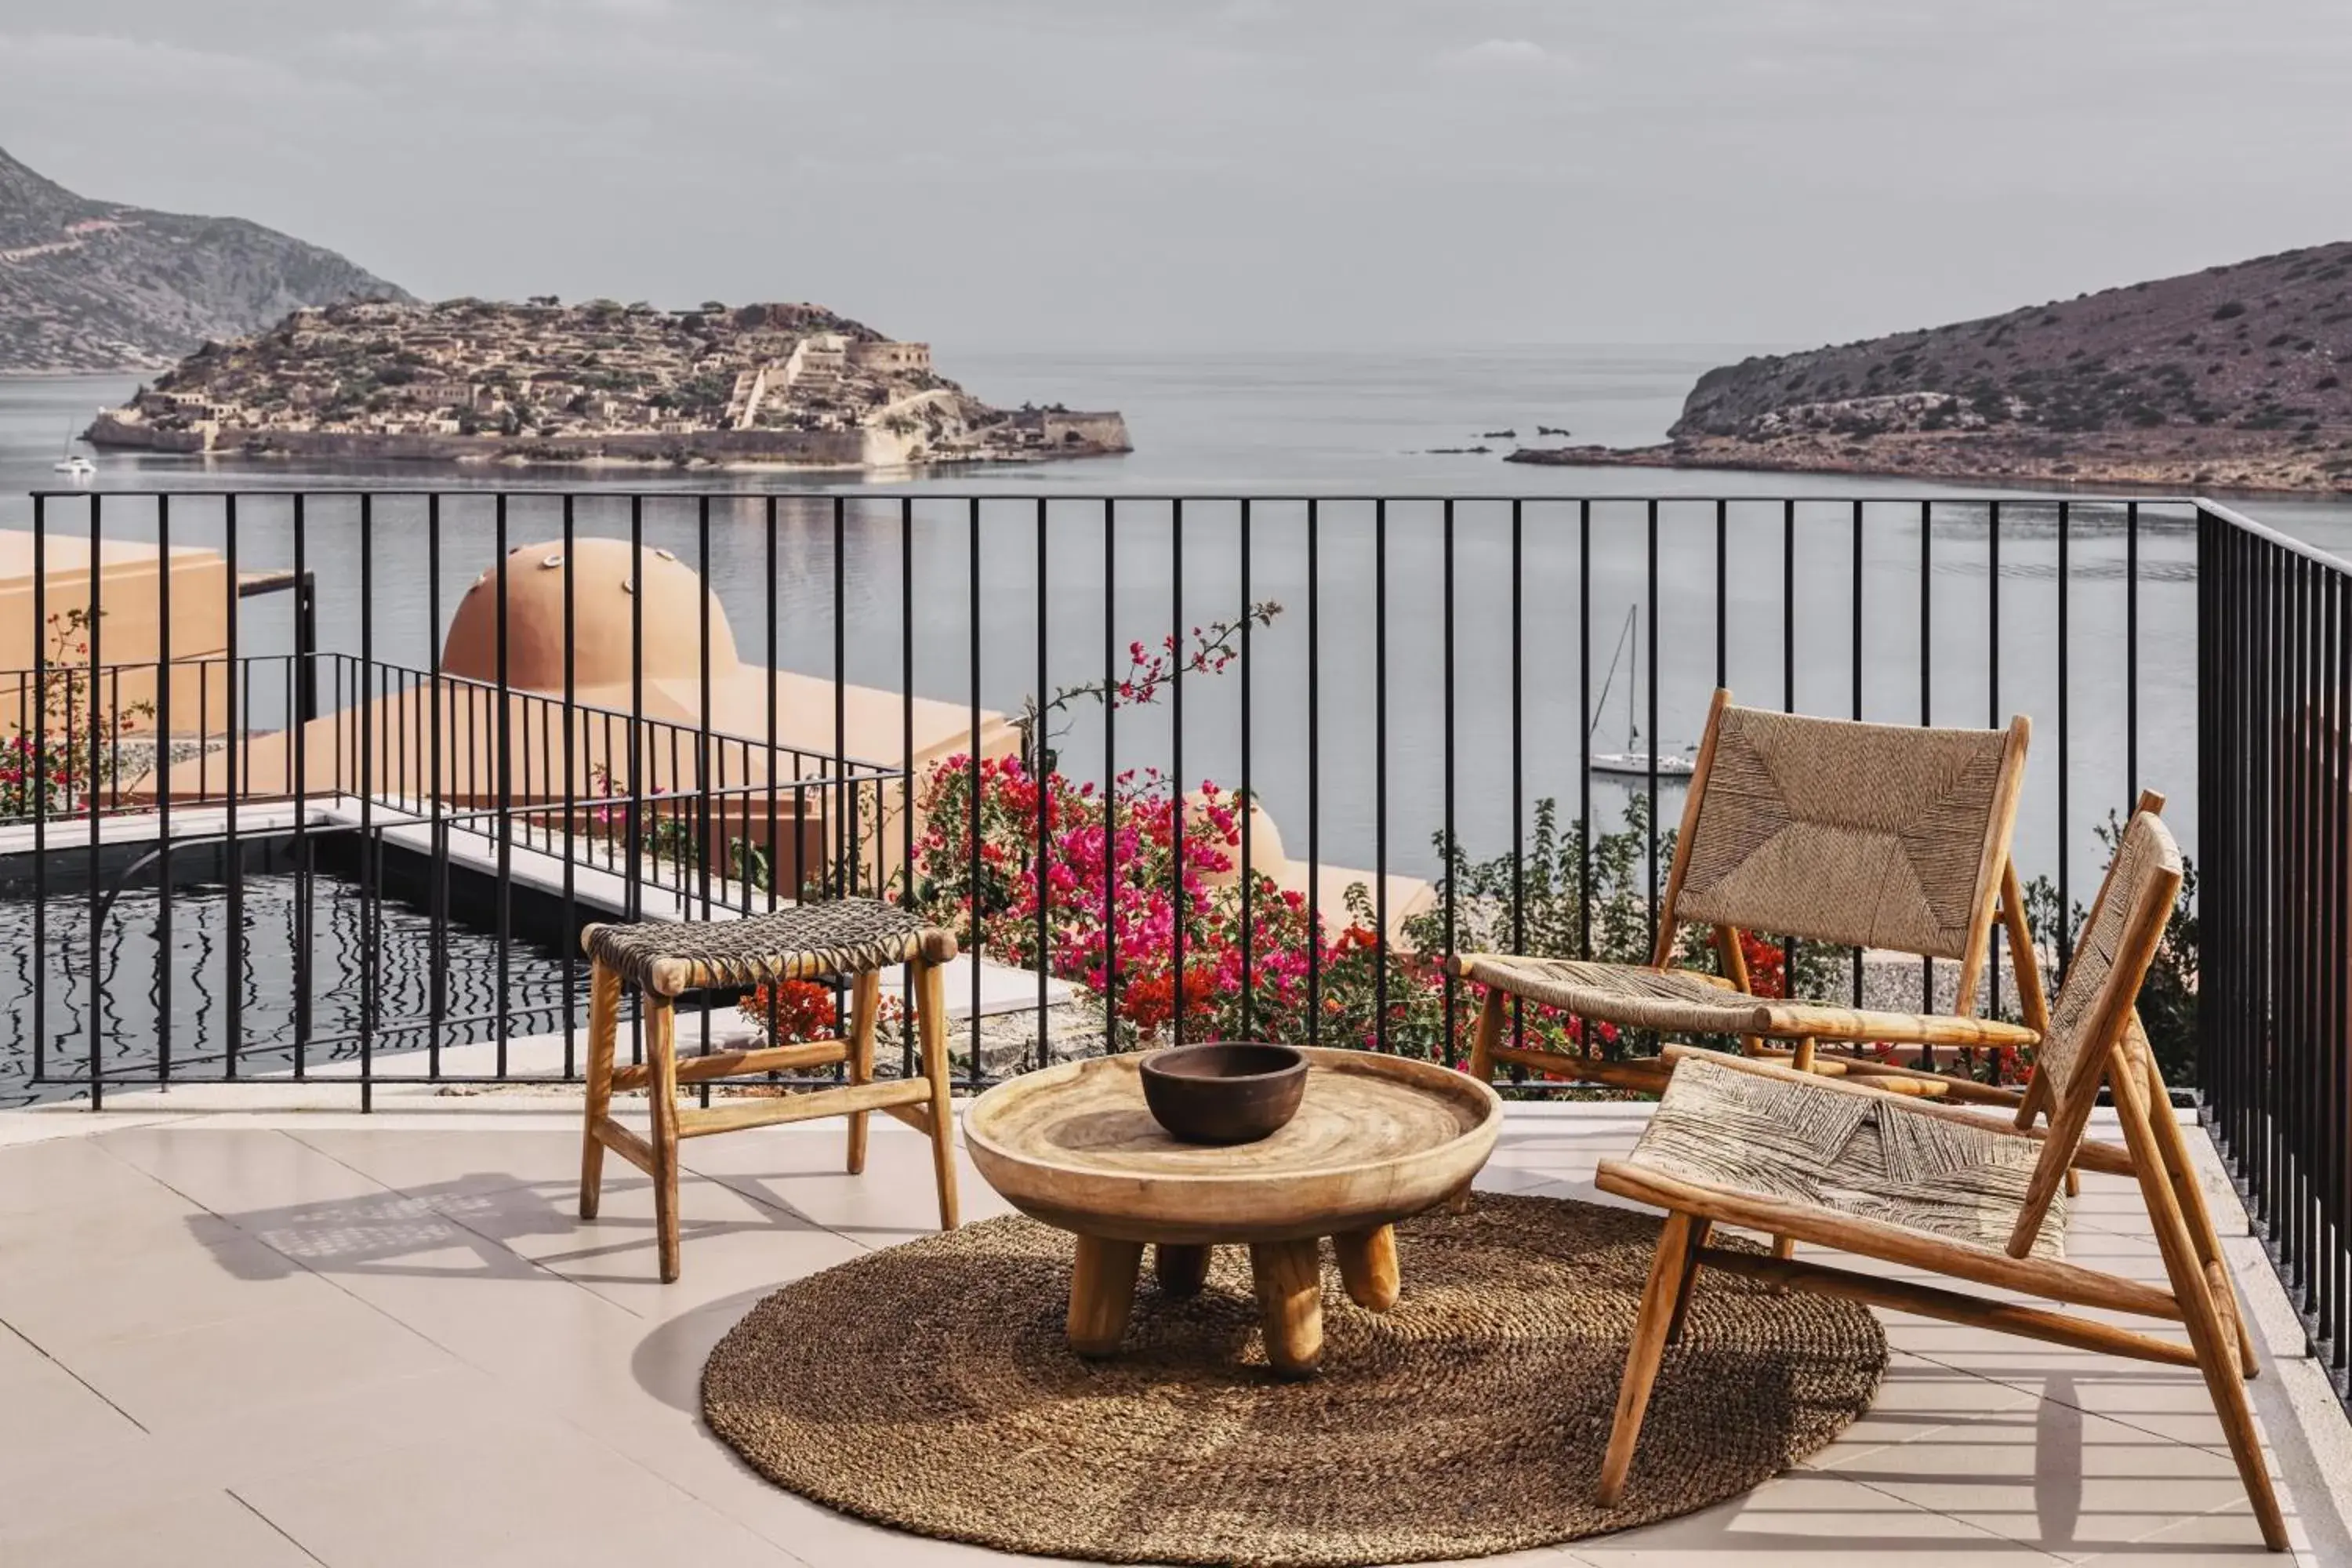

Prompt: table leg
xmin=1068 ymin=1235 xmax=1144 ymax=1357
xmin=1155 ymin=1243 xmax=1211 ymax=1299
xmin=1334 ymin=1224 xmax=1400 ymax=1311
xmin=1249 ymin=1239 xmax=1324 ymax=1377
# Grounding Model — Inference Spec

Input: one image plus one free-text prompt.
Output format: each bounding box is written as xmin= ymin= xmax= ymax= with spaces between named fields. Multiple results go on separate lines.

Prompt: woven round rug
xmin=702 ymin=1193 xmax=1886 ymax=1566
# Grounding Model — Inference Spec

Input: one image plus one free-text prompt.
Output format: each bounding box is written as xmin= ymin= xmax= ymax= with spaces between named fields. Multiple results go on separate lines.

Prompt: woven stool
xmin=578 ymin=898 xmax=963 ymax=1281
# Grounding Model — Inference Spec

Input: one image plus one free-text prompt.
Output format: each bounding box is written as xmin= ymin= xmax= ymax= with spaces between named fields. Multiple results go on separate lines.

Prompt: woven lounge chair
xmin=1588 ymin=798 xmax=2285 ymax=1551
xmin=1456 ymin=689 xmax=2046 ymax=1102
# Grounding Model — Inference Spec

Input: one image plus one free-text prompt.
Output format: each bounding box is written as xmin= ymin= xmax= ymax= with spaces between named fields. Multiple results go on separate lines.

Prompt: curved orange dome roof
xmin=439 ymin=536 xmax=740 ymax=692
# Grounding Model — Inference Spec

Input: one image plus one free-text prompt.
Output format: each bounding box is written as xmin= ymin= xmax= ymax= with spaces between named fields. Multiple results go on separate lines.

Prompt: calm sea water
xmin=8 ymin=348 xmax=2351 ymax=898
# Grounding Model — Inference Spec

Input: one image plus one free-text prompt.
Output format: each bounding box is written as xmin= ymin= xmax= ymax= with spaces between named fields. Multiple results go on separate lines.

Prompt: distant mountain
xmin=1512 ymin=241 xmax=2352 ymax=492
xmin=0 ymin=144 xmax=409 ymax=373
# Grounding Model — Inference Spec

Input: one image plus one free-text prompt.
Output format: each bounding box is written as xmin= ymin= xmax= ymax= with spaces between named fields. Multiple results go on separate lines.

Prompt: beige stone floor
xmin=2 ymin=1098 xmax=2347 ymax=1568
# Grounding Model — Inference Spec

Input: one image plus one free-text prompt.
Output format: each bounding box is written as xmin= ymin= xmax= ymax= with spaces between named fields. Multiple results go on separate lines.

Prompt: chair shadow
xmin=188 ymin=1169 xmax=821 ymax=1285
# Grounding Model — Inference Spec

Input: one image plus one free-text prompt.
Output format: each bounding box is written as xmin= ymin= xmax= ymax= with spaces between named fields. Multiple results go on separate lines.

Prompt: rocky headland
xmin=86 ymin=297 xmax=1130 ymax=470
xmin=1511 ymin=241 xmax=2352 ymax=493
xmin=0 ymin=145 xmax=408 ymax=373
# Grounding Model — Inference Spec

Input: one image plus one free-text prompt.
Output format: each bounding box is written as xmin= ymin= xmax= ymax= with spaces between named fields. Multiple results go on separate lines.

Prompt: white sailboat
xmin=53 ymin=421 xmax=95 ymax=480
xmin=1588 ymin=605 xmax=1696 ymax=780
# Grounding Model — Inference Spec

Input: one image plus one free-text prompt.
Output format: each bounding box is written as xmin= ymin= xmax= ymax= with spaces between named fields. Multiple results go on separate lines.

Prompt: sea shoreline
xmin=1509 ymin=437 xmax=2352 ymax=498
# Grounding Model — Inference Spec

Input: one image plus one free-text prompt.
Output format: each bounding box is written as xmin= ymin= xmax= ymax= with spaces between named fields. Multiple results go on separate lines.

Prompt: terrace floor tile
xmin=0 ymin=1102 xmax=2341 ymax=1567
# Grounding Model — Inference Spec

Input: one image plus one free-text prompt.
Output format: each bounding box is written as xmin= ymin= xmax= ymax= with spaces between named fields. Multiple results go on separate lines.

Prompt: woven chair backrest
xmin=2007 ymin=807 xmax=2183 ymax=1254
xmin=1671 ymin=702 xmax=2028 ymax=967
xmin=2032 ymin=808 xmax=2184 ymax=1127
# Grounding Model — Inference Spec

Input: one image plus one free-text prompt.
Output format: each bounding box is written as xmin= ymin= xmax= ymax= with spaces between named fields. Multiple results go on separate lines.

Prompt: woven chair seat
xmin=1620 ymin=1053 xmax=2067 ymax=1259
xmin=1451 ymin=954 xmax=2039 ymax=1050
xmin=583 ymin=898 xmax=955 ymax=997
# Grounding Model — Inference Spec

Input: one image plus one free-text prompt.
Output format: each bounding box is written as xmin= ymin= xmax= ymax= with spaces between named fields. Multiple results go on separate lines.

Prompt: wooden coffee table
xmin=964 ymin=1047 xmax=1503 ymax=1376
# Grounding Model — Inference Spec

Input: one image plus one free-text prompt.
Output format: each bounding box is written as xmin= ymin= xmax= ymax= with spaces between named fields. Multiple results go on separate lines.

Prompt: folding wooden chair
xmin=1588 ymin=799 xmax=2285 ymax=1551
xmin=1456 ymin=688 xmax=2046 ymax=1104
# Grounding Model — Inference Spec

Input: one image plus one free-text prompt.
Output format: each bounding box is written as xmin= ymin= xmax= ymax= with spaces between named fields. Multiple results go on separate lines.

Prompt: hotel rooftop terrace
xmin=4 ymin=487 xmax=2350 ymax=1567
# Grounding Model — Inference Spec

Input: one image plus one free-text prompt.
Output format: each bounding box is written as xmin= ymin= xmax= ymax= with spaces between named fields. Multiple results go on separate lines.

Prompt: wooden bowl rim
xmin=1138 ymin=1040 xmax=1309 ymax=1086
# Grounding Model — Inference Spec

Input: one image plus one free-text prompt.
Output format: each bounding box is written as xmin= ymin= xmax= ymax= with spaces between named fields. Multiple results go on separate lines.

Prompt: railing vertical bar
xmin=2324 ymin=557 xmax=2343 ymax=1382
xmin=969 ymin=498 xmax=984 ymax=1083
xmin=2126 ymin=500 xmax=2140 ymax=809
xmin=901 ymin=497 xmax=916 ymax=1076
xmin=29 ymin=496 xmax=45 ymax=1086
xmin=561 ymin=495 xmax=577 ymax=1079
xmin=1578 ymin=499 xmax=1592 ymax=963
xmin=1305 ymin=499 xmax=1319 ymax=1046
xmin=1374 ymin=498 xmax=1388 ymax=1051
xmin=1849 ymin=498 xmax=1864 ymax=1005
xmin=155 ymin=495 xmax=172 ymax=1091
xmin=1441 ymin=498 xmax=1456 ymax=1063
xmin=700 ymin=495 xmax=717 ymax=1105
xmin=627 ymin=496 xmax=644 ymax=1068
xmin=1172 ymin=497 xmax=1188 ymax=1049
xmin=1714 ymin=498 xmax=1727 ymax=688
xmin=1510 ymin=499 xmax=1524 ymax=1058
xmin=767 ymin=496 xmax=782 ymax=920
xmin=1239 ymin=497 xmax=1255 ymax=1043
xmin=86 ymin=492 xmax=102 ymax=1109
xmin=2056 ymin=499 xmax=2072 ymax=968
xmin=1782 ymin=498 xmax=1797 ymax=1007
xmin=360 ymin=494 xmax=377 ymax=1111
xmin=494 ymin=495 xmax=510 ymax=1086
xmin=1035 ymin=495 xmax=1051 ymax=1071
xmin=1103 ymin=497 xmax=1119 ymax=1054
xmin=427 ymin=496 xmax=445 ymax=1078
xmin=1920 ymin=499 xmax=1933 ymax=1018
xmin=291 ymin=494 xmax=309 ymax=1080
xmin=1988 ymin=499 xmax=2002 ymax=1022
xmin=1645 ymin=499 xmax=1659 ymax=959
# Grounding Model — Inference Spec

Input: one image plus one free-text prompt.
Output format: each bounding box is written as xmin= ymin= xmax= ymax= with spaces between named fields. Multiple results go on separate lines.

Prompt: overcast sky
xmin=4 ymin=0 xmax=2348 ymax=353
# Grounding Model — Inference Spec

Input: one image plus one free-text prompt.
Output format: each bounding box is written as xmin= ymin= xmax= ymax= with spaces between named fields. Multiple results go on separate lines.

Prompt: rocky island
xmin=1512 ymin=241 xmax=2352 ymax=493
xmin=86 ymin=297 xmax=1131 ymax=470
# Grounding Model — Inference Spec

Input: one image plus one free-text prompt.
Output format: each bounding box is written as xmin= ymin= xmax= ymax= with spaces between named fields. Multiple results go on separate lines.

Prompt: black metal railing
xmin=5 ymin=483 xmax=2342 ymax=1401
xmin=2198 ymin=500 xmax=2351 ymax=1404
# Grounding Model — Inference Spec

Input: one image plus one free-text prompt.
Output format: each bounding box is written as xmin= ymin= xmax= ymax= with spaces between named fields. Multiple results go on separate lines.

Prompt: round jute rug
xmin=702 ymin=1194 xmax=1886 ymax=1566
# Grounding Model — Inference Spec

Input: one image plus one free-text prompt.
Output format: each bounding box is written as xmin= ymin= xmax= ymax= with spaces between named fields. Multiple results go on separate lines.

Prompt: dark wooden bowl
xmin=1138 ymin=1042 xmax=1308 ymax=1145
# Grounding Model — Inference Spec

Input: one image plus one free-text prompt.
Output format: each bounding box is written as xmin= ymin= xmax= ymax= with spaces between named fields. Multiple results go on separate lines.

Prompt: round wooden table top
xmin=964 ymin=1047 xmax=1504 ymax=1244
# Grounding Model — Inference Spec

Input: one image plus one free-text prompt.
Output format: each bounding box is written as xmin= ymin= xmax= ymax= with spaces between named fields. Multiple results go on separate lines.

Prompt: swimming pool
xmin=0 ymin=866 xmax=586 ymax=1106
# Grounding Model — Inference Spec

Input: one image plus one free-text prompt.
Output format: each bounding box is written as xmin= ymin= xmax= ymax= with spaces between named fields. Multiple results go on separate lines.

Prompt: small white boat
xmin=53 ymin=422 xmax=95 ymax=479
xmin=1588 ymin=605 xmax=1696 ymax=781
xmin=1589 ymin=747 xmax=1695 ymax=780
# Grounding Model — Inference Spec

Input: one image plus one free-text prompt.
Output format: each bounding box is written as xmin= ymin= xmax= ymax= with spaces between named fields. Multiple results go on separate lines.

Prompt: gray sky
xmin=4 ymin=0 xmax=2348 ymax=353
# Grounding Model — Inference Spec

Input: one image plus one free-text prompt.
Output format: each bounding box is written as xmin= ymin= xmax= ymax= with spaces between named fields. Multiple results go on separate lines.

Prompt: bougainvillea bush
xmin=1 ymin=608 xmax=154 ymax=826
xmin=887 ymin=753 xmax=1755 ymax=1073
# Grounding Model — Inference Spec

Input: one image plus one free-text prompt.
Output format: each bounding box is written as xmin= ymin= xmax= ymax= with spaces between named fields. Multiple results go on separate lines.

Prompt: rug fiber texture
xmin=702 ymin=1193 xmax=1887 ymax=1566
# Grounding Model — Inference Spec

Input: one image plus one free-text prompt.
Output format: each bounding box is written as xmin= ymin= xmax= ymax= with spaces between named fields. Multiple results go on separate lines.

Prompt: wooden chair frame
xmin=1590 ymin=800 xmax=2285 ymax=1552
xmin=1461 ymin=688 xmax=2052 ymax=1106
xmin=579 ymin=946 xmax=960 ymax=1282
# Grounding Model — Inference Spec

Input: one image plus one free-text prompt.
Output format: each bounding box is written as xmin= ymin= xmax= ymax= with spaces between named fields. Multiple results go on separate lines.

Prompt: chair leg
xmin=645 ymin=996 xmax=681 ymax=1283
xmin=844 ymin=970 xmax=880 ymax=1176
xmin=579 ymin=960 xmax=620 ymax=1221
xmin=1598 ymin=1210 xmax=1699 ymax=1507
xmin=1665 ymin=1218 xmax=1713 ymax=1345
xmin=916 ymin=957 xmax=961 ymax=1231
xmin=1468 ymin=987 xmax=1504 ymax=1083
xmin=2111 ymin=1040 xmax=2288 ymax=1551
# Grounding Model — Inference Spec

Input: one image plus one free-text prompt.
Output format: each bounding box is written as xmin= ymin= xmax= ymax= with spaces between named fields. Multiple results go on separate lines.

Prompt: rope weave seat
xmin=1622 ymin=1053 xmax=2067 ymax=1260
xmin=582 ymin=898 xmax=956 ymax=997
